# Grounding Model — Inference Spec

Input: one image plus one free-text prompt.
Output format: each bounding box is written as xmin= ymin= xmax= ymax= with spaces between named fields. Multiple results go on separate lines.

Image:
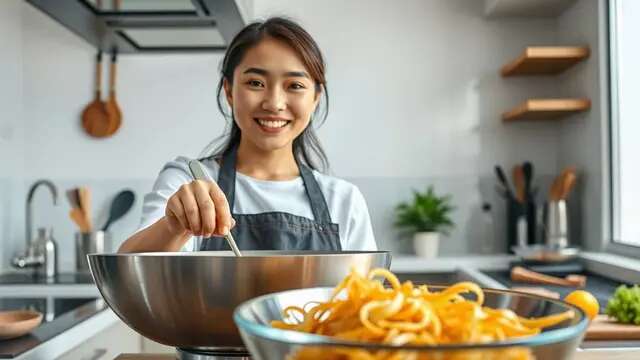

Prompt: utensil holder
xmin=506 ymin=198 xmax=538 ymax=252
xmin=544 ymin=200 xmax=569 ymax=248
xmin=75 ymin=231 xmax=110 ymax=273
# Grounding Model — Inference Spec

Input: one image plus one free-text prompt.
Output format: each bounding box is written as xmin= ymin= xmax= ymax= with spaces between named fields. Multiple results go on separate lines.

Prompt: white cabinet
xmin=56 ymin=320 xmax=141 ymax=360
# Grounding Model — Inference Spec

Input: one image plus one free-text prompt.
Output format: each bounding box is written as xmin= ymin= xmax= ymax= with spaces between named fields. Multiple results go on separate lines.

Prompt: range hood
xmin=25 ymin=0 xmax=250 ymax=53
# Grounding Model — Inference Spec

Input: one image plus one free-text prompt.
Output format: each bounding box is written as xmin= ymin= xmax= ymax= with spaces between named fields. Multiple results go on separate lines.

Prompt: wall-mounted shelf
xmin=502 ymin=98 xmax=591 ymax=122
xmin=501 ymin=46 xmax=590 ymax=76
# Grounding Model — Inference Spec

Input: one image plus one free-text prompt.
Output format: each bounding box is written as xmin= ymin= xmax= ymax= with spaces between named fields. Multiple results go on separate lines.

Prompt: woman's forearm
xmin=118 ymin=217 xmax=191 ymax=253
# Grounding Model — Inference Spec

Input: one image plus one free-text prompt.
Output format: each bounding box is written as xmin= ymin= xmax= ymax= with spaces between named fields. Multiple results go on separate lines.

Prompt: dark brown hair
xmin=203 ymin=16 xmax=330 ymax=172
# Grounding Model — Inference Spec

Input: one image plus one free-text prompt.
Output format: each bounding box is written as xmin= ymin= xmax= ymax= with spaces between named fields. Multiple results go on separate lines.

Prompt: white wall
xmin=557 ymin=0 xmax=607 ymax=251
xmin=0 ymin=0 xmax=25 ymax=271
xmin=1 ymin=0 xmax=574 ymax=271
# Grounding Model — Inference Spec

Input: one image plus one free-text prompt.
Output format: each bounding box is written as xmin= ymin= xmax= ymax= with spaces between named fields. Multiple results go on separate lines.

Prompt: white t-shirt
xmin=137 ymin=156 xmax=378 ymax=251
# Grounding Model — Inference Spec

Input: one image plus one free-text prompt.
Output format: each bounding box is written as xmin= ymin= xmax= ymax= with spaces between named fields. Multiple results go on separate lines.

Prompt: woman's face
xmin=224 ymin=36 xmax=321 ymax=153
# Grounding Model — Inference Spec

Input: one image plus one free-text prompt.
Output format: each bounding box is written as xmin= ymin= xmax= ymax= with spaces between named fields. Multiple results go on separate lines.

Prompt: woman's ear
xmin=223 ymin=78 xmax=233 ymax=107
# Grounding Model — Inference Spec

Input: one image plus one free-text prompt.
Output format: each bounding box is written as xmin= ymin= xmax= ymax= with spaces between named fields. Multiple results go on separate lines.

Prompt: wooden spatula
xmin=512 ymin=165 xmax=525 ymax=203
xmin=511 ymin=266 xmax=586 ymax=288
xmin=77 ymin=187 xmax=92 ymax=231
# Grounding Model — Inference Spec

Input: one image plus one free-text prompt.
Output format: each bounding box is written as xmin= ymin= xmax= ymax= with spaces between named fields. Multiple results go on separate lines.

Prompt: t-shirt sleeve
xmin=137 ymin=157 xmax=196 ymax=251
xmin=343 ymin=187 xmax=378 ymax=250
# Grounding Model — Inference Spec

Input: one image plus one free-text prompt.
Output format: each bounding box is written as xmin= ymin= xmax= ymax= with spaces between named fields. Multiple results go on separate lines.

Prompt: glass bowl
xmin=234 ymin=287 xmax=589 ymax=360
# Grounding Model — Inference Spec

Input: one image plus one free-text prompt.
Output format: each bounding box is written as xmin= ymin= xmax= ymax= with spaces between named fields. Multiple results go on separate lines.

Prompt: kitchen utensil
xmin=66 ymin=188 xmax=81 ymax=209
xmin=494 ymin=165 xmax=514 ymax=199
xmin=511 ymin=266 xmax=586 ymax=287
xmin=233 ymin=286 xmax=588 ymax=360
xmin=102 ymin=190 xmax=135 ymax=231
xmin=104 ymin=50 xmax=122 ymax=137
xmin=76 ymin=231 xmax=108 ymax=272
xmin=559 ymin=170 xmax=577 ymax=200
xmin=523 ymin=161 xmax=533 ymax=202
xmin=78 ymin=187 xmax=92 ymax=231
xmin=0 ymin=310 xmax=43 ymax=340
xmin=546 ymin=200 xmax=569 ymax=248
xmin=188 ymin=159 xmax=242 ymax=257
xmin=82 ymin=51 xmax=111 ymax=138
xmin=88 ymin=251 xmax=391 ymax=350
xmin=512 ymin=244 xmax=579 ymax=263
xmin=512 ymin=164 xmax=525 ymax=203
xmin=586 ymin=315 xmax=640 ymax=340
xmin=69 ymin=207 xmax=91 ymax=233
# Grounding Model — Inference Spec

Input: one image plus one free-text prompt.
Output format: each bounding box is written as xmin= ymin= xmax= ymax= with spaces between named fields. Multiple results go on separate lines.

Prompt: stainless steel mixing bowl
xmin=234 ymin=287 xmax=589 ymax=360
xmin=88 ymin=250 xmax=390 ymax=349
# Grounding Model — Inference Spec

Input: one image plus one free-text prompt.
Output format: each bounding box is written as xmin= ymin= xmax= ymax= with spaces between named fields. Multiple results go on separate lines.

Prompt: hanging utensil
xmin=188 ymin=160 xmax=242 ymax=257
xmin=494 ymin=165 xmax=514 ymax=200
xmin=82 ymin=51 xmax=111 ymax=138
xmin=102 ymin=190 xmax=135 ymax=231
xmin=105 ymin=50 xmax=122 ymax=136
xmin=522 ymin=161 xmax=533 ymax=203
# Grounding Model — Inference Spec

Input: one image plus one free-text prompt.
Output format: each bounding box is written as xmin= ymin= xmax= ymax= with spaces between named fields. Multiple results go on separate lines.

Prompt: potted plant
xmin=394 ymin=186 xmax=455 ymax=258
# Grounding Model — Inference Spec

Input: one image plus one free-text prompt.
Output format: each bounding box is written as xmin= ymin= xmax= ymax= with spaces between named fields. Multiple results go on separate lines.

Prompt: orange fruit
xmin=564 ymin=290 xmax=599 ymax=320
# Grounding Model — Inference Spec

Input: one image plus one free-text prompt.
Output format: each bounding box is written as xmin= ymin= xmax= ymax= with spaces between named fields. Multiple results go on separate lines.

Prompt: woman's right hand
xmin=165 ymin=180 xmax=235 ymax=238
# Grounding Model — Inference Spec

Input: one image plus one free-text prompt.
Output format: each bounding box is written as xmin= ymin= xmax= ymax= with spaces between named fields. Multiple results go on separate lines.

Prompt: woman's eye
xmin=289 ymin=83 xmax=305 ymax=90
xmin=247 ymin=80 xmax=264 ymax=87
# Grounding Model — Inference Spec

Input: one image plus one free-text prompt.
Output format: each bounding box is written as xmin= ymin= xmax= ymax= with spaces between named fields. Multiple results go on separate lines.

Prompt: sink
xmin=396 ymin=267 xmax=507 ymax=289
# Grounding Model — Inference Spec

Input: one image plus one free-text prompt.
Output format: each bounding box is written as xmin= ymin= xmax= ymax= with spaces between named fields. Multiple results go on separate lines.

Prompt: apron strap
xmin=216 ymin=146 xmax=238 ymax=209
xmin=216 ymin=145 xmax=333 ymax=224
xmin=298 ymin=162 xmax=333 ymax=224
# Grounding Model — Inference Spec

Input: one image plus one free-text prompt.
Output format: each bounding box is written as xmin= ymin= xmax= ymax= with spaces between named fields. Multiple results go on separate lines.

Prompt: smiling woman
xmin=119 ymin=17 xmax=377 ymax=254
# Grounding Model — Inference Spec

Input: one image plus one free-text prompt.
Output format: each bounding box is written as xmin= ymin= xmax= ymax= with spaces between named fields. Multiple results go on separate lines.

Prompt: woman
xmin=119 ymin=17 xmax=376 ymax=253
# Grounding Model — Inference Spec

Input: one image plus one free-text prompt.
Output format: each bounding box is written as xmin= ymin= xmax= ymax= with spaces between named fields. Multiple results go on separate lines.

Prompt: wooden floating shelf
xmin=501 ymin=46 xmax=590 ymax=77
xmin=502 ymin=98 xmax=591 ymax=122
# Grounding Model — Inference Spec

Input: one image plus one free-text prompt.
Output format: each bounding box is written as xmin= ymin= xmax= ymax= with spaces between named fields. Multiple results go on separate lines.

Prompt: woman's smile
xmin=254 ymin=116 xmax=292 ymax=134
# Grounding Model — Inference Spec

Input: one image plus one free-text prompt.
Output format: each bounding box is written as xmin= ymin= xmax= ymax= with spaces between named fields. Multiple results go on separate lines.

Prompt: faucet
xmin=12 ymin=179 xmax=59 ymax=277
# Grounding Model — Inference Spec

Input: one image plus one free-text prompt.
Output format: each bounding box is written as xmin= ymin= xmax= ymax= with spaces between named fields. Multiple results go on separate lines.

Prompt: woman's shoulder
xmin=311 ymin=171 xmax=364 ymax=201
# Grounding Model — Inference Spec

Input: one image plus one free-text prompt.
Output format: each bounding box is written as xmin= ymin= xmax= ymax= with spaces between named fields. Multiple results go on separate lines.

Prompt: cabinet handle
xmin=88 ymin=348 xmax=108 ymax=360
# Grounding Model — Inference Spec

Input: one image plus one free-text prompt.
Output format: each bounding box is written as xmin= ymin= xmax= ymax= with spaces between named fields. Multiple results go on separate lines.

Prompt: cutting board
xmin=586 ymin=315 xmax=640 ymax=340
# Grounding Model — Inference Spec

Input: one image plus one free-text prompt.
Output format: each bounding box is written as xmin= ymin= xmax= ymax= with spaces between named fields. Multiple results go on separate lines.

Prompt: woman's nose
xmin=261 ymin=88 xmax=286 ymax=112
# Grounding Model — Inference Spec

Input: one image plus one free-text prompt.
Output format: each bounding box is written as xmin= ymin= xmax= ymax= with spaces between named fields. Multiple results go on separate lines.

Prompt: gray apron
xmin=200 ymin=146 xmax=341 ymax=251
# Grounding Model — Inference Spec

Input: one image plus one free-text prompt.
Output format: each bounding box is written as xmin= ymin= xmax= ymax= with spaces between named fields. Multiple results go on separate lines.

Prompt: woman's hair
xmin=201 ymin=16 xmax=330 ymax=172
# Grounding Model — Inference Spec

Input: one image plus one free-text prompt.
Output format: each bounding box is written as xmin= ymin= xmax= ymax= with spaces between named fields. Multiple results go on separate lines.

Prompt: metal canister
xmin=75 ymin=231 xmax=109 ymax=273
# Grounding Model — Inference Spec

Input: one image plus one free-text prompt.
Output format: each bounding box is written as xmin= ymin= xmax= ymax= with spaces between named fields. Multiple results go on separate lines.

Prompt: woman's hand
xmin=165 ymin=180 xmax=235 ymax=238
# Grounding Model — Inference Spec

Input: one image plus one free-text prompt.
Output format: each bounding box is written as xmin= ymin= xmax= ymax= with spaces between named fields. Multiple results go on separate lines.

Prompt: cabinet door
xmin=56 ymin=320 xmax=141 ymax=360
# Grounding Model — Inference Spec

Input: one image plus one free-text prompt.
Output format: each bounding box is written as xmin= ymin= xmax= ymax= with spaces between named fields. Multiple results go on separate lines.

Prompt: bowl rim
xmin=233 ymin=286 xmax=589 ymax=351
xmin=87 ymin=250 xmax=391 ymax=257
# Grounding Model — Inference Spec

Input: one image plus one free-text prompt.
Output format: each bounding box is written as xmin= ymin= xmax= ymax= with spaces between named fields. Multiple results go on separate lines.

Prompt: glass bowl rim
xmin=233 ymin=286 xmax=589 ymax=351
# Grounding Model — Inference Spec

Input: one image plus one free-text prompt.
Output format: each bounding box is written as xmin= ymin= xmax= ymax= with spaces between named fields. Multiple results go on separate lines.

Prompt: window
xmin=611 ymin=0 xmax=640 ymax=247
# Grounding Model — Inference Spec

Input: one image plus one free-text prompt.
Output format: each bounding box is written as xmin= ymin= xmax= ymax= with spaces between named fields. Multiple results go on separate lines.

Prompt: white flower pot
xmin=413 ymin=232 xmax=440 ymax=258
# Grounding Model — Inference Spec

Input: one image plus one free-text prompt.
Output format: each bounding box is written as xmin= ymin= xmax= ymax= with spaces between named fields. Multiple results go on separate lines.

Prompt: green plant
xmin=394 ymin=186 xmax=455 ymax=235
xmin=606 ymin=285 xmax=640 ymax=325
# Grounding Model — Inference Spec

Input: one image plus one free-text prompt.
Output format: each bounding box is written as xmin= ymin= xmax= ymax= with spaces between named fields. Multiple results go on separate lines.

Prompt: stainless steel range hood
xmin=25 ymin=0 xmax=250 ymax=53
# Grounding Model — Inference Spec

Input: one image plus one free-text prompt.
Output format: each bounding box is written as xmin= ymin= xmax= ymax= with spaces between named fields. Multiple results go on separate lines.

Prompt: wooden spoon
xmin=77 ymin=187 xmax=92 ymax=231
xmin=512 ymin=165 xmax=525 ymax=203
xmin=559 ymin=169 xmax=577 ymax=200
xmin=82 ymin=51 xmax=111 ymax=137
xmin=105 ymin=50 xmax=122 ymax=137
xmin=511 ymin=266 xmax=586 ymax=288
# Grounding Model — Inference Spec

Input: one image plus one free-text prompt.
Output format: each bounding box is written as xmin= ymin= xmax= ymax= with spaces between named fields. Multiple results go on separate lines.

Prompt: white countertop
xmin=390 ymin=254 xmax=517 ymax=273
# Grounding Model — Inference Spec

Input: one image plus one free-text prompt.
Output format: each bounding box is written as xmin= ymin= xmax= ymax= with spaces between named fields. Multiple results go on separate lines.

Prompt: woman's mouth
xmin=254 ymin=118 xmax=291 ymax=133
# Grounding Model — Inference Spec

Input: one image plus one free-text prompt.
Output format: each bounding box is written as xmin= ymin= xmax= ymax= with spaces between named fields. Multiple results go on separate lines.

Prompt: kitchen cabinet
xmin=56 ymin=320 xmax=141 ymax=360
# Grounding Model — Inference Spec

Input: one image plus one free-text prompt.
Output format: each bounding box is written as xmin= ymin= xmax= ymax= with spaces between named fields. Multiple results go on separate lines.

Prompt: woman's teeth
xmin=256 ymin=119 xmax=289 ymax=128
